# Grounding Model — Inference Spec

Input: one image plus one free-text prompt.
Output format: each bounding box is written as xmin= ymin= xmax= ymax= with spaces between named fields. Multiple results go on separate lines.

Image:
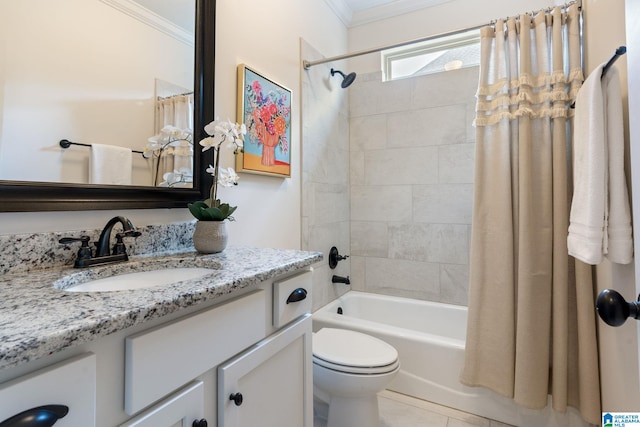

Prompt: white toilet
xmin=312 ymin=328 xmax=400 ymax=427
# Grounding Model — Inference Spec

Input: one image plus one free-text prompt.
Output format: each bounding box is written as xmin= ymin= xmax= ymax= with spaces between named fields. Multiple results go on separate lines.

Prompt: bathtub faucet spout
xmin=332 ymin=275 xmax=350 ymax=285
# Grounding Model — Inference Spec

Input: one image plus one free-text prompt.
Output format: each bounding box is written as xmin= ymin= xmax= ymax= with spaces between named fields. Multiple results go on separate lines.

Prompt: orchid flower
xmin=189 ymin=119 xmax=244 ymax=221
xmin=217 ymin=167 xmax=239 ymax=187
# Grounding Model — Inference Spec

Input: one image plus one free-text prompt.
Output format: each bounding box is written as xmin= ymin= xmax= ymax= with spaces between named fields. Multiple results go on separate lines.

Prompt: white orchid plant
xmin=145 ymin=125 xmax=194 ymax=187
xmin=188 ymin=119 xmax=245 ymax=221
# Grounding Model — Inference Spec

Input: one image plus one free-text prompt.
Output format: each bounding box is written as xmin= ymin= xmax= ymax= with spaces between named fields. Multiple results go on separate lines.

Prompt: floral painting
xmin=236 ymin=64 xmax=292 ymax=177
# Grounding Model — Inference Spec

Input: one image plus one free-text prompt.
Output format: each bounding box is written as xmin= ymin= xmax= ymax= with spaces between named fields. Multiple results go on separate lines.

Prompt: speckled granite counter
xmin=0 ymin=246 xmax=322 ymax=371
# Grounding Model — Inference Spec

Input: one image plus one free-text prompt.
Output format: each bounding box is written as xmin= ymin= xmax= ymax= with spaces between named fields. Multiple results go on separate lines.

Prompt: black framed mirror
xmin=0 ymin=0 xmax=215 ymax=212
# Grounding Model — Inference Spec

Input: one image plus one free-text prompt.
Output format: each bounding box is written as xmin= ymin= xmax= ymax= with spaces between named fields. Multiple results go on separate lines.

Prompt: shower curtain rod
xmin=303 ymin=0 xmax=581 ymax=70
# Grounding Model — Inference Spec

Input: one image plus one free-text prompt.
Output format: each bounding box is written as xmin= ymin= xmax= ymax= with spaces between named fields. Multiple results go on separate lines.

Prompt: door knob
xmin=230 ymin=392 xmax=243 ymax=406
xmin=192 ymin=419 xmax=208 ymax=427
xmin=596 ymin=289 xmax=640 ymax=326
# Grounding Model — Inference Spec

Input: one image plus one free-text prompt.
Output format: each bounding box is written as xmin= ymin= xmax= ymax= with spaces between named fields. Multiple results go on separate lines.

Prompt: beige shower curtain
xmin=154 ymin=93 xmax=194 ymax=186
xmin=460 ymin=5 xmax=601 ymax=424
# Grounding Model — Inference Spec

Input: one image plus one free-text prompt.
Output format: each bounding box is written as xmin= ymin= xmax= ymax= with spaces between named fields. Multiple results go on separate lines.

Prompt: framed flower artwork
xmin=236 ymin=64 xmax=292 ymax=177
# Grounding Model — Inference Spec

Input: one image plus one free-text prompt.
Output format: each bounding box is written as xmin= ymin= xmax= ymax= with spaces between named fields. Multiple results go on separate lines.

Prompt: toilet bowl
xmin=312 ymin=328 xmax=399 ymax=427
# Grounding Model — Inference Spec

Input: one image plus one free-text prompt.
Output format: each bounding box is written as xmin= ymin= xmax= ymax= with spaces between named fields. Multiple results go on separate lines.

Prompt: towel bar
xmin=59 ymin=139 xmax=145 ymax=156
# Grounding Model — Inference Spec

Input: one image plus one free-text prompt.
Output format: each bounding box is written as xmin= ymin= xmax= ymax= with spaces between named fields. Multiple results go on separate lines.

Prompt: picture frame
xmin=236 ymin=64 xmax=292 ymax=177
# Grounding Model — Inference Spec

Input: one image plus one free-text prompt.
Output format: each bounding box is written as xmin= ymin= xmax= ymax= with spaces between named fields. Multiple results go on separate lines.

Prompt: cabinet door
xmin=218 ymin=314 xmax=313 ymax=427
xmin=0 ymin=353 xmax=96 ymax=426
xmin=119 ymin=381 xmax=204 ymax=427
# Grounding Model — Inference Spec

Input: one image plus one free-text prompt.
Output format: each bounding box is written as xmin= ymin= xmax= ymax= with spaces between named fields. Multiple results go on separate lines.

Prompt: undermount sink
xmin=56 ymin=266 xmax=217 ymax=292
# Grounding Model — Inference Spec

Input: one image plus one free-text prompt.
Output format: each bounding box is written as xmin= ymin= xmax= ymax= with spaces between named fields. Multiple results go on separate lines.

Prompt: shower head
xmin=331 ymin=68 xmax=356 ymax=88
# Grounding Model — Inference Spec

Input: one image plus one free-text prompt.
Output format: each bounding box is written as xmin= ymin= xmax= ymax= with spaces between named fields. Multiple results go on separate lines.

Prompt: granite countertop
xmin=0 ymin=246 xmax=322 ymax=371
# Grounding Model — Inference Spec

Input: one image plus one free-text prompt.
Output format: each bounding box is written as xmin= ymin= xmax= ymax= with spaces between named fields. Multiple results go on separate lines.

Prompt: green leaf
xmin=188 ymin=201 xmax=209 ymax=220
xmin=189 ymin=200 xmax=237 ymax=221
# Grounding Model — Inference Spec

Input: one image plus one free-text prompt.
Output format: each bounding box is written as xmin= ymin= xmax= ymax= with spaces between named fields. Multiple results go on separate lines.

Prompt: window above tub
xmin=382 ymin=28 xmax=480 ymax=81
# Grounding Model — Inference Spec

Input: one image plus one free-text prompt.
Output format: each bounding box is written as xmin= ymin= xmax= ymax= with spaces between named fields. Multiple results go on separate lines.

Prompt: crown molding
xmin=323 ymin=0 xmax=354 ymax=27
xmin=352 ymin=0 xmax=452 ymax=27
xmin=100 ymin=0 xmax=194 ymax=46
xmin=326 ymin=0 xmax=453 ymax=28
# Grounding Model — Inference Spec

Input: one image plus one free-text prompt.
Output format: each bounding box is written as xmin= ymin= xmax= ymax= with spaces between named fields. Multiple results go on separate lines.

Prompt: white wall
xmin=0 ymin=0 xmax=347 ymax=252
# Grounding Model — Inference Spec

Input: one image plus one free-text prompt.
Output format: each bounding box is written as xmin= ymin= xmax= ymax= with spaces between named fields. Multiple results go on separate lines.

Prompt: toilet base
xmin=327 ymin=394 xmax=380 ymax=427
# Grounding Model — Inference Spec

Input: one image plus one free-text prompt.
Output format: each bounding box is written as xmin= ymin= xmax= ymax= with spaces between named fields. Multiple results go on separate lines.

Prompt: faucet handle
xmin=112 ymin=230 xmax=141 ymax=255
xmin=59 ymin=236 xmax=93 ymax=260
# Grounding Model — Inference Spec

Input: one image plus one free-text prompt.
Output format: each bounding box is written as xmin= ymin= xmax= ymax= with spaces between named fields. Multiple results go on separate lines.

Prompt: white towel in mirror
xmin=90 ymin=143 xmax=132 ymax=185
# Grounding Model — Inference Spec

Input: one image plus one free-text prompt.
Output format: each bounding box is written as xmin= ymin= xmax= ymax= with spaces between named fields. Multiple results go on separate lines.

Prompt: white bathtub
xmin=312 ymin=291 xmax=591 ymax=427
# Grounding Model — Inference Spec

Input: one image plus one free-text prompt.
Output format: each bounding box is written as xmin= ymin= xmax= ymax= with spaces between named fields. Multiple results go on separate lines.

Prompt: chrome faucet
xmin=59 ymin=216 xmax=141 ymax=268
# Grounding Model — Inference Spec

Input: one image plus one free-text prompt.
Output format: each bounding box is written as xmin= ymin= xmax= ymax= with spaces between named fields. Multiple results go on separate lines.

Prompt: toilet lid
xmin=313 ymin=328 xmax=398 ymax=369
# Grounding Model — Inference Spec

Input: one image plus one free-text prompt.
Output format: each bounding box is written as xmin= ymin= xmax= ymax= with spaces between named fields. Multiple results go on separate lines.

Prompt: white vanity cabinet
xmin=217 ymin=270 xmax=314 ymax=427
xmin=124 ymin=290 xmax=267 ymax=415
xmin=0 ymin=267 xmax=314 ymax=427
xmin=0 ymin=353 xmax=96 ymax=426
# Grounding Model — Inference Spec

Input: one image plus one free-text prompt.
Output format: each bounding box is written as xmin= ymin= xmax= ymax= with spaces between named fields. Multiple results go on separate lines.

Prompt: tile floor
xmin=314 ymin=390 xmax=515 ymax=427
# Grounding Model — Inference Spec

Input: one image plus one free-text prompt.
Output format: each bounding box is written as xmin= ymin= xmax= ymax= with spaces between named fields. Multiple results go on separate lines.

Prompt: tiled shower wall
xmin=348 ymin=67 xmax=478 ymax=306
xmin=301 ymin=40 xmax=351 ymax=312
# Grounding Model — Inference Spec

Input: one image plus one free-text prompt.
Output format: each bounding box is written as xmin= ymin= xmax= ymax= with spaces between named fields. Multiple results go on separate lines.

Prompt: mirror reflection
xmin=0 ymin=0 xmax=195 ymax=188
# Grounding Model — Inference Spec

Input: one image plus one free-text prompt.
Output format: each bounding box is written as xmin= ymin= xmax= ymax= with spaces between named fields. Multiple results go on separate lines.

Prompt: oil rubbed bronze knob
xmin=0 ymin=405 xmax=69 ymax=427
xmin=230 ymin=392 xmax=243 ymax=406
xmin=596 ymin=289 xmax=640 ymax=326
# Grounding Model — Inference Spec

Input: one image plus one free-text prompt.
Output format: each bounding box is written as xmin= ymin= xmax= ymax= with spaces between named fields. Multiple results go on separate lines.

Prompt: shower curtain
xmin=460 ymin=5 xmax=600 ymax=424
xmin=154 ymin=93 xmax=194 ymax=186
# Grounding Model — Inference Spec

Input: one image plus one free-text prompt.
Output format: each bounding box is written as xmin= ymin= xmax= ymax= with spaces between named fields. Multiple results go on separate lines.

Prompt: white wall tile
xmin=350 ymin=115 xmax=387 ymax=151
xmin=346 ymin=69 xmax=477 ymax=306
xmin=365 ymin=147 xmax=438 ymax=185
xmin=426 ymin=224 xmax=469 ymax=264
xmin=388 ymin=222 xmax=429 ymax=262
xmin=312 ymin=183 xmax=350 ymax=224
xmin=387 ymin=104 xmax=467 ymax=148
xmin=301 ymin=41 xmax=351 ymax=312
xmin=350 ymin=150 xmax=365 ymax=186
xmin=411 ymin=66 xmax=480 ymax=110
xmin=413 ymin=184 xmax=473 ymax=224
xmin=438 ymin=143 xmax=475 ymax=184
xmin=352 ymin=221 xmax=388 ymax=257
xmin=364 ymin=257 xmax=441 ymax=300
xmin=351 ymin=185 xmax=413 ymax=222
xmin=350 ymin=77 xmax=413 ymax=117
xmin=349 ymin=255 xmax=366 ymax=291
xmin=440 ymin=264 xmax=470 ymax=306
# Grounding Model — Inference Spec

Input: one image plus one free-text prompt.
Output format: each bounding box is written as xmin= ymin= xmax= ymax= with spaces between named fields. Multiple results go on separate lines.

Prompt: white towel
xmin=90 ymin=143 xmax=132 ymax=185
xmin=568 ymin=63 xmax=633 ymax=264
xmin=603 ymin=66 xmax=633 ymax=263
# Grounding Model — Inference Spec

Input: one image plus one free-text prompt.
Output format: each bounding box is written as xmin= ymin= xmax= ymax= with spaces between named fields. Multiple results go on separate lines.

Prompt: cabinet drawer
xmin=125 ymin=290 xmax=266 ymax=415
xmin=273 ymin=270 xmax=312 ymax=327
xmin=0 ymin=353 xmax=96 ymax=426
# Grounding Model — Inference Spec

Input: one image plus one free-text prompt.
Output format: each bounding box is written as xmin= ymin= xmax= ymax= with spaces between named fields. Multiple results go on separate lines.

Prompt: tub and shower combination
xmin=312 ymin=291 xmax=590 ymax=427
